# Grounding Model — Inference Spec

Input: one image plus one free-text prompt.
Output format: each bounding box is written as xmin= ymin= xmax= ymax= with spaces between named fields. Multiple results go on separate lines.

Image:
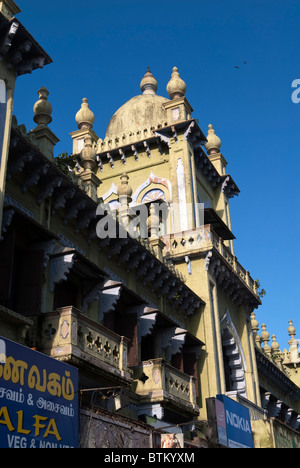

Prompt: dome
xmin=105 ymin=68 xmax=169 ymax=139
xmin=106 ymin=94 xmax=169 ymax=139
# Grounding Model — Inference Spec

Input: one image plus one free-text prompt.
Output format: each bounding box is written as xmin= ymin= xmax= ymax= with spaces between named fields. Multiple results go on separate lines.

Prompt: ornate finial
xmin=166 ymin=66 xmax=187 ymax=100
xmin=140 ymin=67 xmax=158 ymax=95
xmin=205 ymin=124 xmax=222 ymax=155
xmin=251 ymin=312 xmax=261 ymax=348
xmin=288 ymin=319 xmax=296 ymax=346
xmin=79 ymin=136 xmax=96 ymax=171
xmin=33 ymin=87 xmax=53 ymax=127
xmin=261 ymin=323 xmax=271 ymax=356
xmin=75 ymin=98 xmax=95 ymax=129
xmin=117 ymin=173 xmax=132 ymax=203
xmin=271 ymin=335 xmax=280 ymax=353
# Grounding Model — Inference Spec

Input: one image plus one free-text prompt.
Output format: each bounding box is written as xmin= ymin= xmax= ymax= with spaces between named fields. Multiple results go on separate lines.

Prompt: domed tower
xmin=93 ymin=66 xmax=203 ymax=234
xmin=105 ymin=68 xmax=169 ymax=142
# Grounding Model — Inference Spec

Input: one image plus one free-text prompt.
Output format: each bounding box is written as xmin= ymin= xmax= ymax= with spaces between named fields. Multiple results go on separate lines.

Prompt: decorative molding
xmin=49 ymin=253 xmax=76 ymax=293
xmin=22 ymin=161 xmax=49 ymax=193
xmin=221 ymin=309 xmax=247 ymax=371
xmin=138 ymin=310 xmax=158 ymax=342
xmin=51 ymin=187 xmax=76 ymax=214
xmin=143 ymin=140 xmax=151 ymax=157
xmin=4 ymin=195 xmax=34 ymax=218
xmin=7 ymin=150 xmax=34 ymax=180
xmin=131 ymin=171 xmax=173 ymax=205
xmin=82 ymin=281 xmax=103 ymax=313
xmin=37 ymin=175 xmax=62 ymax=205
xmin=155 ymin=131 xmax=170 ymax=148
xmin=101 ymin=183 xmax=118 ymax=202
xmin=170 ymin=328 xmax=187 ymax=356
xmin=31 ymin=239 xmax=57 ymax=268
xmin=176 ymin=158 xmax=188 ymax=231
xmin=99 ymin=281 xmax=122 ymax=320
xmin=205 ymin=251 xmax=213 ymax=270
xmin=0 ymin=21 xmax=19 ymax=58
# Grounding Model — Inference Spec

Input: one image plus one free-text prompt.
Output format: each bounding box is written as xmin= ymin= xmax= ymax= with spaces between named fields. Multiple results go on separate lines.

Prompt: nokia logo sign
xmin=226 ymin=410 xmax=251 ymax=434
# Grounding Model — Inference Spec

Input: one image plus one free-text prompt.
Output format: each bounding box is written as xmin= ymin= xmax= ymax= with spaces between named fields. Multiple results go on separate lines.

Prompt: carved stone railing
xmin=162 ymin=225 xmax=258 ymax=297
xmin=39 ymin=306 xmax=131 ymax=382
xmin=132 ymin=358 xmax=198 ymax=414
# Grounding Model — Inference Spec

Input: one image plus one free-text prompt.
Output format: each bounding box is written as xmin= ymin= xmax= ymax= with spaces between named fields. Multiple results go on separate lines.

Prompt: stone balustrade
xmin=39 ymin=306 xmax=131 ymax=383
xmin=162 ymin=225 xmax=258 ymax=297
xmin=132 ymin=358 xmax=198 ymax=414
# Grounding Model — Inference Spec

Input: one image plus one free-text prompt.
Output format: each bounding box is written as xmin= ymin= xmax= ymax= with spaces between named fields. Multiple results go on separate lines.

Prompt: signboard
xmin=216 ymin=395 xmax=253 ymax=448
xmin=215 ymin=397 xmax=228 ymax=446
xmin=0 ymin=337 xmax=78 ymax=448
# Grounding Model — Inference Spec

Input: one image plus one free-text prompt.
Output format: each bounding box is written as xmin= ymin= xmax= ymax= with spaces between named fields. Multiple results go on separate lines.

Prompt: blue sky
xmin=13 ymin=0 xmax=300 ymax=350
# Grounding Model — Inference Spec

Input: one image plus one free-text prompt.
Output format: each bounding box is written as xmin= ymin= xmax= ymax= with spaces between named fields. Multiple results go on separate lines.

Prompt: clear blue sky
xmin=13 ymin=0 xmax=300 ymax=351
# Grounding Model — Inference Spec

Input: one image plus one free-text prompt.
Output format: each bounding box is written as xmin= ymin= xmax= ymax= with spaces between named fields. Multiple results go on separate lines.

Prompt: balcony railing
xmin=39 ymin=306 xmax=131 ymax=382
xmin=162 ymin=225 xmax=258 ymax=297
xmin=132 ymin=358 xmax=198 ymax=414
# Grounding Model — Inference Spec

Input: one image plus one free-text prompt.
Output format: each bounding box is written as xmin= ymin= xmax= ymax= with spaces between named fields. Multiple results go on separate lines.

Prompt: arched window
xmin=141 ymin=188 xmax=166 ymax=204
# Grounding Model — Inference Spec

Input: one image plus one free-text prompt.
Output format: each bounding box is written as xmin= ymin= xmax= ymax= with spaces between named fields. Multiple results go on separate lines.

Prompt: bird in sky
xmin=234 ymin=60 xmax=247 ymax=69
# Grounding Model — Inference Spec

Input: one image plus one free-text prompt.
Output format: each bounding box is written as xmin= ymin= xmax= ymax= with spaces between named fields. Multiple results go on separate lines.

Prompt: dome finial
xmin=140 ymin=67 xmax=158 ymax=95
xmin=33 ymin=87 xmax=52 ymax=127
xmin=167 ymin=66 xmax=187 ymax=100
xmin=205 ymin=124 xmax=222 ymax=155
xmin=75 ymin=97 xmax=95 ymax=129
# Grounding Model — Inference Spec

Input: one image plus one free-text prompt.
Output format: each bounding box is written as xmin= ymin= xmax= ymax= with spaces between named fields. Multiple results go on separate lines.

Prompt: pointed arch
xmin=130 ymin=172 xmax=173 ymax=206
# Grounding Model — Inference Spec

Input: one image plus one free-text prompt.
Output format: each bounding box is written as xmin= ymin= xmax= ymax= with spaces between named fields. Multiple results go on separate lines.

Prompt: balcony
xmin=39 ymin=306 xmax=131 ymax=384
xmin=132 ymin=358 xmax=199 ymax=416
xmin=163 ymin=225 xmax=259 ymax=299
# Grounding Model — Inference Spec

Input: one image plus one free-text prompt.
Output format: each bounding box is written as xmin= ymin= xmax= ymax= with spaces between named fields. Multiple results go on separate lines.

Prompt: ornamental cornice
xmin=256 ymin=348 xmax=300 ymax=401
xmin=0 ymin=12 xmax=52 ymax=76
xmin=163 ymin=226 xmax=260 ymax=308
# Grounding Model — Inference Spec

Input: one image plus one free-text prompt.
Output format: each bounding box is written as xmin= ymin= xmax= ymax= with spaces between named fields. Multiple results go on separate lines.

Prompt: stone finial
xmin=30 ymin=87 xmax=59 ymax=160
xmin=251 ymin=312 xmax=261 ymax=348
xmin=271 ymin=335 xmax=280 ymax=354
xmin=167 ymin=66 xmax=187 ymax=100
xmin=33 ymin=87 xmax=53 ymax=127
xmin=140 ymin=67 xmax=158 ymax=95
xmin=79 ymin=136 xmax=96 ymax=171
xmin=205 ymin=124 xmax=222 ymax=155
xmin=75 ymin=98 xmax=95 ymax=130
xmin=117 ymin=173 xmax=132 ymax=203
xmin=261 ymin=323 xmax=271 ymax=356
xmin=288 ymin=319 xmax=296 ymax=346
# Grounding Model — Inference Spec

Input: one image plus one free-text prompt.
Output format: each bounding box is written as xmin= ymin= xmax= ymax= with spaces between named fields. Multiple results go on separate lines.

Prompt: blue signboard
xmin=0 ymin=337 xmax=78 ymax=448
xmin=217 ymin=395 xmax=253 ymax=448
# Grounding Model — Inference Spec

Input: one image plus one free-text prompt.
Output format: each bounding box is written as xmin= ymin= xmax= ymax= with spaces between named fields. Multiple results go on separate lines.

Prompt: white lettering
xmin=7 ymin=435 xmax=27 ymax=448
xmin=226 ymin=410 xmax=251 ymax=433
xmin=292 ymin=79 xmax=300 ymax=103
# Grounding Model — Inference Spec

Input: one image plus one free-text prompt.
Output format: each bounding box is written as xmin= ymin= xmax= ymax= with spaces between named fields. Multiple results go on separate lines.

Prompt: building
xmin=0 ymin=1 xmax=299 ymax=449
